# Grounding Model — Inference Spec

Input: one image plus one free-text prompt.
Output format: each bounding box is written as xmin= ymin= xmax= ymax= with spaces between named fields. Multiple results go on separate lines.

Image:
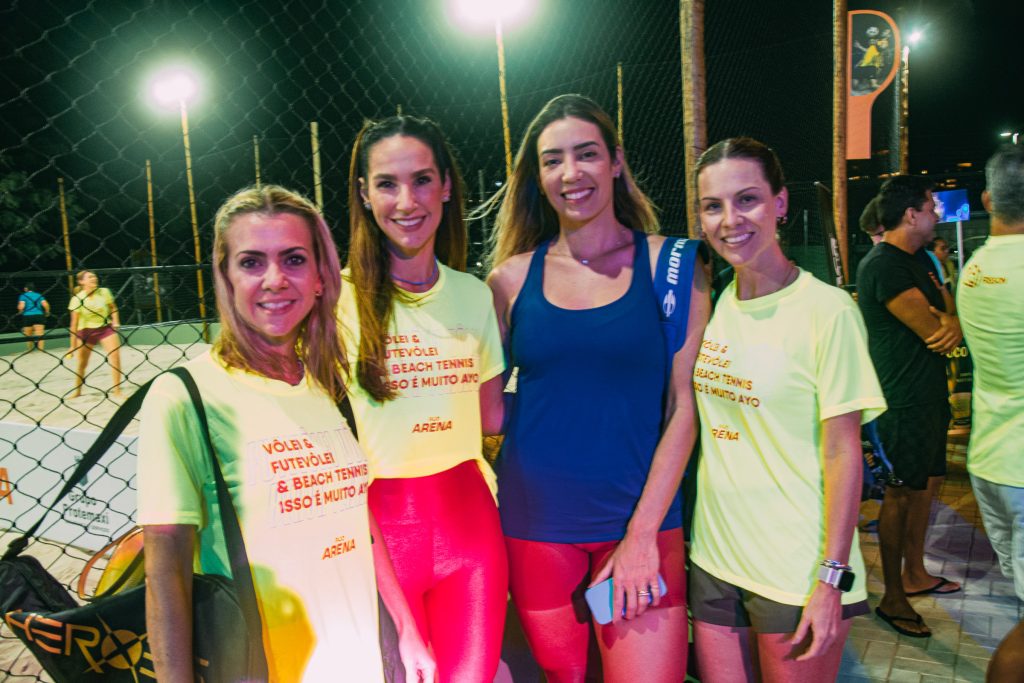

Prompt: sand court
xmin=0 ymin=337 xmax=210 ymax=679
xmin=1 ymin=340 xmax=209 ymax=431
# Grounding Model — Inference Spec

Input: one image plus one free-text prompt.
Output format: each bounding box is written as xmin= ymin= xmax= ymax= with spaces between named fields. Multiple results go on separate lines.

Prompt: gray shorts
xmin=971 ymin=473 xmax=1024 ymax=602
xmin=689 ymin=562 xmax=869 ymax=633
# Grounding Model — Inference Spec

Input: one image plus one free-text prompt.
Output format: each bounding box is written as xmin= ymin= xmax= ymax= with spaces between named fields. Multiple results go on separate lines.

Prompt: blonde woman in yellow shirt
xmin=67 ymin=270 xmax=122 ymax=397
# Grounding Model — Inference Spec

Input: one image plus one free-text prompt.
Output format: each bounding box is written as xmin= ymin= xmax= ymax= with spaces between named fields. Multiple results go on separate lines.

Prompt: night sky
xmin=1 ymin=0 xmax=1020 ymax=283
xmin=874 ymin=0 xmax=1024 ymax=173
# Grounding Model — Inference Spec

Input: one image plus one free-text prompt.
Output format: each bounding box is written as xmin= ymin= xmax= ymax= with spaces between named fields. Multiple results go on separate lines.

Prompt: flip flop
xmin=875 ymin=606 xmax=931 ymax=638
xmin=905 ymin=577 xmax=962 ymax=597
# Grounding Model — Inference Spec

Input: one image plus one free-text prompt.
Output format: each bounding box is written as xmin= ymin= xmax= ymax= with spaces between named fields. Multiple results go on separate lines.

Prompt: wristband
xmin=818 ymin=560 xmax=855 ymax=592
xmin=820 ymin=559 xmax=852 ymax=571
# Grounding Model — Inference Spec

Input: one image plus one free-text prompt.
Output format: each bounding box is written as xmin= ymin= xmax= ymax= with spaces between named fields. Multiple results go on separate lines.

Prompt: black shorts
xmin=876 ymin=402 xmax=950 ymax=491
xmin=21 ymin=314 xmax=45 ymax=326
xmin=689 ymin=563 xmax=869 ymax=633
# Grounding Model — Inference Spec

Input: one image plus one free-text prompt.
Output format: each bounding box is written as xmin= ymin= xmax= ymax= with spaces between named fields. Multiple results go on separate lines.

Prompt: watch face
xmin=838 ymin=570 xmax=855 ymax=592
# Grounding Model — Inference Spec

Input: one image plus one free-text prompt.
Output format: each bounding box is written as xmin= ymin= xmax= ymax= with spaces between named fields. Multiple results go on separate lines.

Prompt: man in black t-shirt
xmin=857 ymin=175 xmax=963 ymax=638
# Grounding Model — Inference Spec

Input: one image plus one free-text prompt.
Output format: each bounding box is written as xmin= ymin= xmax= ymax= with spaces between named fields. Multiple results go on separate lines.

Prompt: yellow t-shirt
xmin=338 ymin=265 xmax=505 ymax=484
xmin=958 ymin=234 xmax=1024 ymax=487
xmin=691 ymin=271 xmax=886 ymax=606
xmin=68 ymin=288 xmax=114 ymax=329
xmin=137 ymin=351 xmax=383 ymax=682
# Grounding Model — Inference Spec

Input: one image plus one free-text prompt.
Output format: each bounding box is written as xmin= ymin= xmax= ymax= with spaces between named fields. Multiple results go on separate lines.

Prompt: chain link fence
xmin=0 ymin=1 xmax=876 ymax=678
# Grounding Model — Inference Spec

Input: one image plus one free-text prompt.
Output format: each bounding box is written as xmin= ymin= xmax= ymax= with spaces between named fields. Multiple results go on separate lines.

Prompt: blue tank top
xmin=497 ymin=231 xmax=682 ymax=542
xmin=20 ymin=292 xmax=45 ymax=316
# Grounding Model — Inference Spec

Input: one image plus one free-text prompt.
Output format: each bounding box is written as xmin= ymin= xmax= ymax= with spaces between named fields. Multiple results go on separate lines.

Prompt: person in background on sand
xmin=67 ymin=270 xmax=122 ymax=397
xmin=690 ymin=137 xmax=885 ymax=682
xmin=17 ymin=283 xmax=49 ymax=351
xmin=139 ymin=185 xmax=434 ymax=683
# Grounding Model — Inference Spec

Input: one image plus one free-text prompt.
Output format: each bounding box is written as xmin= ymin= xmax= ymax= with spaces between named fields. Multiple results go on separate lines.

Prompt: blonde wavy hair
xmin=212 ymin=184 xmax=348 ymax=401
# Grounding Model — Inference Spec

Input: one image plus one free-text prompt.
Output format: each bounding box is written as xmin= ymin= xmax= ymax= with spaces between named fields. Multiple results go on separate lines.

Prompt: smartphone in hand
xmin=584 ymin=574 xmax=668 ymax=624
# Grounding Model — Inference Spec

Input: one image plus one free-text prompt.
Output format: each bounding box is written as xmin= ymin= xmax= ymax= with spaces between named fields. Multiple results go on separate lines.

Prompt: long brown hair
xmin=346 ymin=115 xmax=467 ymax=402
xmin=212 ymin=185 xmax=348 ymax=401
xmin=484 ymin=94 xmax=659 ymax=267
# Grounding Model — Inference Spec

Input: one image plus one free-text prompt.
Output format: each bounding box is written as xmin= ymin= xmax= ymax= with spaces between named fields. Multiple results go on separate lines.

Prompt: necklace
xmin=560 ymin=230 xmax=632 ymax=265
xmin=391 ymin=259 xmax=439 ymax=287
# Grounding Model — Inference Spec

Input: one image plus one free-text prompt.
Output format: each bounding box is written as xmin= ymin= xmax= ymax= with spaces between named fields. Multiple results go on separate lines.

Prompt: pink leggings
xmin=369 ymin=460 xmax=507 ymax=682
xmin=506 ymin=528 xmax=688 ymax=683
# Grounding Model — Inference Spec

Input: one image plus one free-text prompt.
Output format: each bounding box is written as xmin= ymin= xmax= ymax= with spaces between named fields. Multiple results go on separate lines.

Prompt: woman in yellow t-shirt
xmin=66 ymin=270 xmax=122 ymax=398
xmin=342 ymin=116 xmax=508 ymax=682
xmin=140 ymin=185 xmax=434 ymax=682
xmin=689 ymin=138 xmax=886 ymax=681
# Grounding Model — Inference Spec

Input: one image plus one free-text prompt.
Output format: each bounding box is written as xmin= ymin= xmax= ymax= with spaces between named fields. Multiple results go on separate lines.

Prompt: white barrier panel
xmin=0 ymin=421 xmax=137 ymax=552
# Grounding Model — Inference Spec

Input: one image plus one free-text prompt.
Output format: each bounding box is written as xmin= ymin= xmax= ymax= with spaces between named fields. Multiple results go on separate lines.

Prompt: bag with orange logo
xmin=1 ymin=368 xmax=268 ymax=682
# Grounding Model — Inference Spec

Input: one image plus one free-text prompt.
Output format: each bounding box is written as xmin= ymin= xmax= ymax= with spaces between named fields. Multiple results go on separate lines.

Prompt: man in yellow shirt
xmin=958 ymin=145 xmax=1024 ymax=679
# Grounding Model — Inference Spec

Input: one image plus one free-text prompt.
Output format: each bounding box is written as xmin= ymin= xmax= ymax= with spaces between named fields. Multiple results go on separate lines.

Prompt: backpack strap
xmin=168 ymin=367 xmax=269 ymax=680
xmin=653 ymin=237 xmax=708 ymax=367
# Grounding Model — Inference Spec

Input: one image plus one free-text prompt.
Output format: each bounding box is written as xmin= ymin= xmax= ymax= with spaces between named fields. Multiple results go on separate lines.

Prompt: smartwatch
xmin=818 ymin=559 xmax=855 ymax=592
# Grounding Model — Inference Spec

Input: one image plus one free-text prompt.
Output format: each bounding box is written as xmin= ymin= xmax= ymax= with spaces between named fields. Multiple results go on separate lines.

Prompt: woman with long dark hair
xmin=340 ymin=116 xmax=508 ymax=682
xmin=486 ymin=93 xmax=709 ymax=682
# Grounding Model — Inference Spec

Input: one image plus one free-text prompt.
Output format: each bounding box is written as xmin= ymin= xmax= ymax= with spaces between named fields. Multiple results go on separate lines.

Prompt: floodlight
xmin=148 ymin=66 xmax=201 ymax=109
xmin=449 ymin=0 xmax=536 ymax=31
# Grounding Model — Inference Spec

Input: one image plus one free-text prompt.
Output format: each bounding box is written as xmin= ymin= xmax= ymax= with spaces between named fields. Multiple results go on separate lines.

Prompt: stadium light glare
xmin=447 ymin=0 xmax=537 ymax=178
xmin=449 ymin=0 xmax=536 ymax=31
xmin=144 ymin=63 xmax=209 ymax=337
xmin=148 ymin=66 xmax=201 ymax=110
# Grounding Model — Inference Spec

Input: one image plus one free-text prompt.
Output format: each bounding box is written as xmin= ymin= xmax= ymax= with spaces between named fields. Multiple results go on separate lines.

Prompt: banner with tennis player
xmin=847 ymin=10 xmax=900 ymax=159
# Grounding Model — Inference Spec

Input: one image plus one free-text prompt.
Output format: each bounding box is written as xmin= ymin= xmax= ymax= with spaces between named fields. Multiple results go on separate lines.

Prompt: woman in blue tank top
xmin=485 ymin=94 xmax=710 ymax=682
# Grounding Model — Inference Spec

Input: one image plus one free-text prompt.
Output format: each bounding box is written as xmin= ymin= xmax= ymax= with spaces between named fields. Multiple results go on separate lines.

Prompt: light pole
xmin=148 ymin=66 xmax=208 ymax=340
xmin=449 ymin=0 xmax=537 ymax=180
xmin=899 ymin=29 xmax=923 ymax=174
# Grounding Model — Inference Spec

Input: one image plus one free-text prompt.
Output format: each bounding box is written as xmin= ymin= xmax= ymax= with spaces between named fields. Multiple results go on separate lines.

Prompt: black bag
xmin=861 ymin=419 xmax=902 ymax=501
xmin=1 ymin=367 xmax=269 ymax=682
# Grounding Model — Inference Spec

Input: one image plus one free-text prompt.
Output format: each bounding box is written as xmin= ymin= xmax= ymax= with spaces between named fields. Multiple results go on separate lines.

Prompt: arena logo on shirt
xmin=710 ymin=424 xmax=740 ymax=441
xmin=321 ymin=535 xmax=357 ymax=560
xmin=412 ymin=416 xmax=453 ymax=434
